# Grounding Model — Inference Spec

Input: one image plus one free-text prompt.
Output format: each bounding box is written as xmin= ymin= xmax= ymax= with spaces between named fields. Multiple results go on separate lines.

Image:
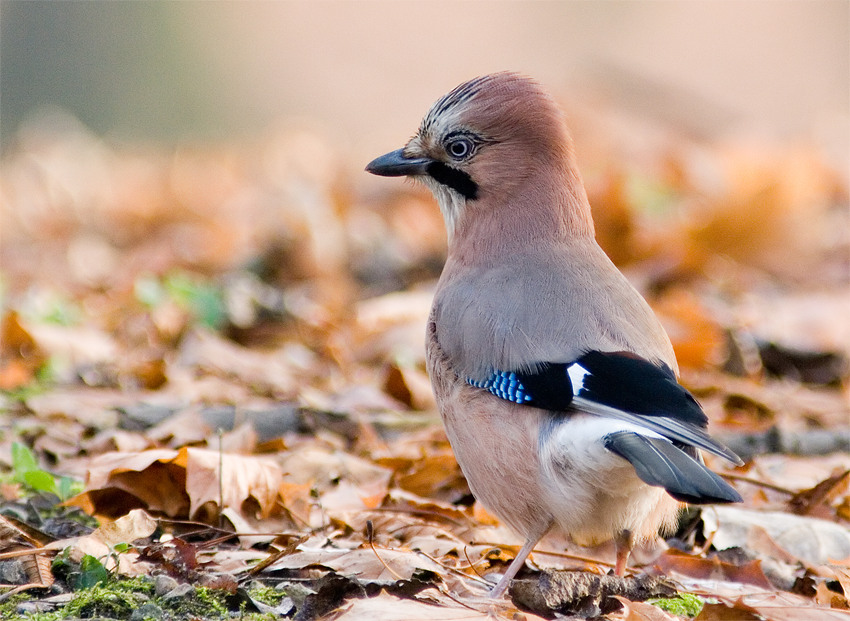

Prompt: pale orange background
xmin=2 ymin=1 xmax=847 ymax=173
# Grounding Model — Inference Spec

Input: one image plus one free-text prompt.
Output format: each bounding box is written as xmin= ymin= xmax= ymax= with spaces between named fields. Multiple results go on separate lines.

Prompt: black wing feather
xmin=575 ymin=351 xmax=706 ymax=427
xmin=469 ymin=350 xmax=743 ymax=465
xmin=604 ymin=431 xmax=742 ymax=504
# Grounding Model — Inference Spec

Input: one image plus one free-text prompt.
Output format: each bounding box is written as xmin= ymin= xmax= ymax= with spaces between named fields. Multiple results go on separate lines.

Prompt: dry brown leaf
xmin=0 ymin=514 xmax=56 ymax=589
xmin=815 ymin=581 xmax=849 ymax=610
xmin=696 ymin=602 xmax=761 ymax=620
xmin=382 ymin=489 xmax=475 ymax=530
xmin=704 ymin=506 xmax=850 ymax=566
xmin=383 ymin=362 xmax=436 ymax=411
xmin=83 ymin=428 xmax=153 ymax=455
xmin=684 ymin=577 xmax=850 ymax=620
xmin=279 ymin=446 xmax=393 ymax=496
xmin=352 ymin=290 xmax=433 ymax=365
xmin=612 ymin=596 xmax=679 ymax=621
xmin=729 ymin=592 xmax=850 ymax=621
xmin=94 ymin=508 xmax=158 ymax=547
xmin=144 ymin=407 xmax=210 ymax=447
xmin=330 ymin=590 xmax=515 ymax=620
xmin=587 ymin=169 xmax=638 ymax=266
xmin=652 ymin=288 xmax=726 ymax=369
xmin=177 ymin=446 xmax=284 ymax=519
xmin=0 ymin=311 xmax=44 ymax=390
xmin=19 ymin=553 xmax=55 ymax=589
xmin=45 ymin=509 xmax=158 ymax=576
xmin=0 ymin=514 xmax=53 ymax=549
xmin=24 ymin=321 xmax=118 ymax=369
xmin=24 ymin=388 xmax=123 ymax=429
xmin=66 ymin=447 xmax=285 ymax=522
xmin=66 ymin=449 xmax=189 ymax=518
xmin=654 ymin=552 xmax=774 ymax=589
xmin=179 ymin=328 xmax=299 ymax=397
xmin=215 ymin=421 xmax=259 ymax=454
xmin=270 ymin=545 xmax=445 ymax=583
xmin=788 ymin=469 xmax=850 ymax=517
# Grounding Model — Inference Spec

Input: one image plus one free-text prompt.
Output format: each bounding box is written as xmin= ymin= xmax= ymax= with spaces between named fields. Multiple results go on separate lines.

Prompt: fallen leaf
xmin=613 ymin=596 xmax=680 ymax=621
xmin=704 ymin=506 xmax=850 ymax=566
xmin=654 ymin=551 xmax=774 ymax=589
xmin=788 ymin=469 xmax=850 ymax=517
xmin=176 ymin=446 xmax=283 ymax=519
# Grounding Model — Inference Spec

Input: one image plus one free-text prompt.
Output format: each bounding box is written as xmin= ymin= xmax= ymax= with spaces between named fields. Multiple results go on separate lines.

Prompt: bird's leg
xmin=614 ymin=529 xmax=633 ymax=577
xmin=488 ymin=538 xmax=538 ymax=599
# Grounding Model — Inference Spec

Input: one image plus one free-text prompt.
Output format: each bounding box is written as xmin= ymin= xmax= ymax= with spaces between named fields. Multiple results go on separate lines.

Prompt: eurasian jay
xmin=366 ymin=72 xmax=742 ymax=598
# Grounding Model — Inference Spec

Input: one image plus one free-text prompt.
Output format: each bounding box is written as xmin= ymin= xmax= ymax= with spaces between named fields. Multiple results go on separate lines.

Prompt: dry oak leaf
xmin=66 ymin=447 xmax=284 ymax=521
xmin=176 ymin=446 xmax=283 ymax=518
xmin=66 ymin=449 xmax=190 ymax=518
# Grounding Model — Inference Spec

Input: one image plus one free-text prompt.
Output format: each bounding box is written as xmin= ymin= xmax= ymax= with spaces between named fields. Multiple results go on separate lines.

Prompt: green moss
xmin=158 ymin=585 xmax=232 ymax=619
xmin=1 ymin=611 xmax=63 ymax=621
xmin=650 ymin=593 xmax=705 ymax=617
xmin=111 ymin=576 xmax=156 ymax=596
xmin=64 ymin=583 xmax=149 ymax=618
xmin=246 ymin=583 xmax=287 ymax=607
xmin=0 ymin=576 xmax=161 ymax=621
xmin=2 ymin=578 xmax=268 ymax=620
xmin=0 ymin=593 xmax=35 ymax=621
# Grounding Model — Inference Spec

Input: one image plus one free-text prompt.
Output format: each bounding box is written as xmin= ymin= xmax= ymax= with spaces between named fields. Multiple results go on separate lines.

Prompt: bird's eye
xmin=446 ymin=137 xmax=474 ymax=161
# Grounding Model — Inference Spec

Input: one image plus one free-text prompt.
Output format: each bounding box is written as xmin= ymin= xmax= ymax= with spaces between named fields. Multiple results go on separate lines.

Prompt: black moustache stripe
xmin=426 ymin=162 xmax=478 ymax=200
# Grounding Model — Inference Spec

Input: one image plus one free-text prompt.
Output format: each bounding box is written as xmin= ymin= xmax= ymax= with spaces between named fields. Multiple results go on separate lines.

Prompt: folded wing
xmin=467 ymin=350 xmax=742 ymax=503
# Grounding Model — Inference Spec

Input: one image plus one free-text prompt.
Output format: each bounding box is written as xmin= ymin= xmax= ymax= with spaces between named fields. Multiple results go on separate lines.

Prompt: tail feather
xmin=604 ymin=431 xmax=741 ymax=504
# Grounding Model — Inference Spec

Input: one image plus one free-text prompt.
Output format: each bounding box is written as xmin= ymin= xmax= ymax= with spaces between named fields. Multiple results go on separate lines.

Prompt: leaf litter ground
xmin=0 ymin=106 xmax=848 ymax=620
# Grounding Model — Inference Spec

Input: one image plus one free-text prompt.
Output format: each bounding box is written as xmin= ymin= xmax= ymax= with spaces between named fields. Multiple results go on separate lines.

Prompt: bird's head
xmin=367 ymin=72 xmax=593 ymax=243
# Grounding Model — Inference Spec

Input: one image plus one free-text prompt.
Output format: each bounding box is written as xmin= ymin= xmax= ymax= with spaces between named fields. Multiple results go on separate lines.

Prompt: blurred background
xmin=2 ymin=1 xmax=848 ymax=165
xmin=1 ymin=1 xmax=848 ymax=395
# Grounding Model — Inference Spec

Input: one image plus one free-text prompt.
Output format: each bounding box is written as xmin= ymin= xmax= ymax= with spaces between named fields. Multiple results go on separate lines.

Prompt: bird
xmin=366 ymin=72 xmax=742 ymax=599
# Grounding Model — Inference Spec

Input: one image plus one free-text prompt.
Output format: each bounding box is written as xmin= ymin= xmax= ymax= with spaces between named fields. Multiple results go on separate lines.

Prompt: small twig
xmin=414 ymin=549 xmax=491 ymax=586
xmin=434 ymin=584 xmax=484 ymax=611
xmin=0 ymin=583 xmax=48 ymax=602
xmin=463 ymin=545 xmax=490 ymax=578
xmin=248 ymin=534 xmax=309 ymax=576
xmin=0 ymin=547 xmax=57 ymax=561
xmin=190 ymin=532 xmax=241 ymax=550
xmin=366 ymin=506 xmax=472 ymax=528
xmin=366 ymin=520 xmax=405 ymax=582
xmin=720 ymin=473 xmax=796 ymax=495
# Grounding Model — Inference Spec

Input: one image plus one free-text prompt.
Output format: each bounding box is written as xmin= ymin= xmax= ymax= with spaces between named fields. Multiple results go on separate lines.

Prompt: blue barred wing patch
xmin=467 ymin=371 xmax=533 ymax=404
xmin=467 ymin=362 xmax=586 ymax=409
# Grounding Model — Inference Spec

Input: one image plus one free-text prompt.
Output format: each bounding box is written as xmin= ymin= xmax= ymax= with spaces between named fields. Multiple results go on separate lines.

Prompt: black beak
xmin=366 ymin=148 xmax=433 ymax=177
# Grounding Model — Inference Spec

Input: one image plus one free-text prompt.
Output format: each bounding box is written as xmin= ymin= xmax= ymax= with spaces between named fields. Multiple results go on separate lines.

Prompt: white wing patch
xmin=567 ymin=362 xmax=590 ymax=396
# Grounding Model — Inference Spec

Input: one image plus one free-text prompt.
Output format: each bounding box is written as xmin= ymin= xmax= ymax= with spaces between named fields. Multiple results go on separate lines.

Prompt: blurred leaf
xmin=133 ymin=274 xmax=166 ymax=308
xmin=164 ymin=271 xmax=227 ymax=329
xmin=11 ymin=442 xmax=40 ymax=477
xmin=23 ymin=469 xmax=59 ymax=495
xmin=57 ymin=475 xmax=85 ymax=501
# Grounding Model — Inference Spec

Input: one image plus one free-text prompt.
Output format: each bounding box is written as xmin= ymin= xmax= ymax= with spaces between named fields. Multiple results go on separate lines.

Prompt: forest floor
xmin=1 ymin=106 xmax=849 ymax=620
